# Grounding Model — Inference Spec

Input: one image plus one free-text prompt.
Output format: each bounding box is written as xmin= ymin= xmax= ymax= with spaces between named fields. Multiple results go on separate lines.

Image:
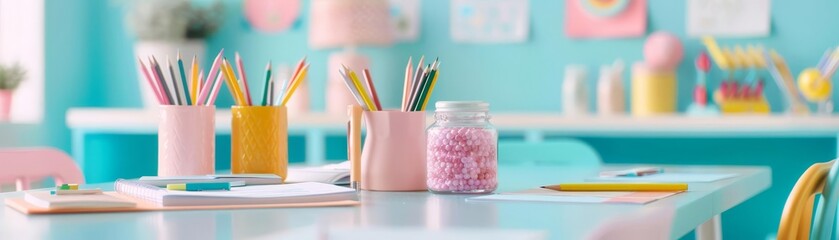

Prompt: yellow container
xmin=631 ymin=63 xmax=677 ymax=116
xmin=718 ymin=98 xmax=771 ymax=114
xmin=231 ymin=106 xmax=288 ymax=181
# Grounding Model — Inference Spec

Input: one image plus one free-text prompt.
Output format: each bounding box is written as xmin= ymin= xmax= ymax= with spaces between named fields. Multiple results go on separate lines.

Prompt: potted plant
xmin=125 ymin=0 xmax=223 ymax=108
xmin=0 ymin=63 xmax=26 ymax=122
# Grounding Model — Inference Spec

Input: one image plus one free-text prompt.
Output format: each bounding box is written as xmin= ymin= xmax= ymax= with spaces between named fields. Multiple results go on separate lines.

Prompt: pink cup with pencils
xmin=350 ymin=110 xmax=427 ymax=191
xmin=158 ymin=105 xmax=215 ymax=176
xmin=345 ymin=56 xmax=442 ymax=191
xmin=137 ymin=50 xmax=222 ymax=176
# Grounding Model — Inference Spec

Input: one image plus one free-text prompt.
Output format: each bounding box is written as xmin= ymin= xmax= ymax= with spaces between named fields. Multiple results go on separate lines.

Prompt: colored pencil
xmin=420 ymin=69 xmax=440 ymax=111
xmin=339 ymin=68 xmax=369 ymax=111
xmin=280 ymin=64 xmax=310 ymax=106
xmin=190 ymin=55 xmax=199 ymax=104
xmin=261 ymin=61 xmax=272 ymax=106
xmin=401 ymin=57 xmax=413 ymax=111
xmin=167 ymin=57 xmax=184 ymax=105
xmin=413 ymin=68 xmax=436 ymax=111
xmin=137 ymin=58 xmax=165 ymax=105
xmin=276 ymin=58 xmax=306 ymax=105
xmin=275 ymin=74 xmax=289 ymax=106
xmin=221 ymin=58 xmax=246 ymax=106
xmin=267 ymin=74 xmax=275 ymax=106
xmin=288 ymin=57 xmax=307 ymax=89
xmin=196 ymin=49 xmax=224 ymax=105
xmin=197 ymin=70 xmax=204 ymax=101
xmin=207 ymin=74 xmax=224 ymax=106
xmin=177 ymin=52 xmax=192 ymax=105
xmin=346 ymin=66 xmax=376 ymax=111
xmin=235 ymin=52 xmax=252 ymax=106
xmin=150 ymin=56 xmax=175 ymax=105
xmin=407 ymin=65 xmax=429 ymax=111
xmin=405 ymin=56 xmax=425 ymax=111
xmin=817 ymin=48 xmax=833 ymax=73
xmin=362 ymin=69 xmax=382 ymax=110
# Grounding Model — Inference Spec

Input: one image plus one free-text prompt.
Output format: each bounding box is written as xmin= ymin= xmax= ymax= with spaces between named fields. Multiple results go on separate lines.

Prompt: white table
xmin=0 ymin=165 xmax=771 ymax=240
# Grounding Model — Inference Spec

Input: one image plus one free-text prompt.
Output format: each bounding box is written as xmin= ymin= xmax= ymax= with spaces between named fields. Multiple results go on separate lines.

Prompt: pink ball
xmin=643 ymin=32 xmax=684 ymax=71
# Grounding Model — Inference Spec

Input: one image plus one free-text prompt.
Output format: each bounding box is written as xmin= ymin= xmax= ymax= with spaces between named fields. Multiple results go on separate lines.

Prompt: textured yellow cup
xmin=231 ymin=106 xmax=288 ymax=181
xmin=631 ymin=63 xmax=677 ymax=116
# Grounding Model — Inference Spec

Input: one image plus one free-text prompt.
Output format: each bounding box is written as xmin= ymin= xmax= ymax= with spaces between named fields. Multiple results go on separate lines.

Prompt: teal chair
xmin=497 ymin=139 xmax=601 ymax=166
xmin=812 ymin=160 xmax=839 ymax=240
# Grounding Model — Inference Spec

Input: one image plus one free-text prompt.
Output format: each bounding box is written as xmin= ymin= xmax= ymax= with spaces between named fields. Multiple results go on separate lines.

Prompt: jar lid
xmin=435 ymin=101 xmax=489 ymax=112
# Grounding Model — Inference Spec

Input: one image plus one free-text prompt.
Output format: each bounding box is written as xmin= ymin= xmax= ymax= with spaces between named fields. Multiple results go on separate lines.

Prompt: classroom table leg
xmin=305 ymin=129 xmax=326 ymax=165
xmin=695 ymin=215 xmax=722 ymax=240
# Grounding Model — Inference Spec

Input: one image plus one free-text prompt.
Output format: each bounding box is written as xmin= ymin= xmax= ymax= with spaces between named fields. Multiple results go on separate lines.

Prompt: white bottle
xmin=562 ymin=65 xmax=589 ymax=116
xmin=597 ymin=61 xmax=626 ymax=115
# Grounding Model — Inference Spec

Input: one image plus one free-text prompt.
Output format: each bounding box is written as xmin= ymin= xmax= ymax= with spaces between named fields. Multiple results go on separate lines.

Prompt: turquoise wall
xmin=4 ymin=0 xmax=837 ymax=239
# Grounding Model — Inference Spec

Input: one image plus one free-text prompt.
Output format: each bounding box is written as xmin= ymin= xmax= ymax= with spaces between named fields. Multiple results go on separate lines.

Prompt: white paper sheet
xmin=687 ymin=0 xmax=770 ymax=37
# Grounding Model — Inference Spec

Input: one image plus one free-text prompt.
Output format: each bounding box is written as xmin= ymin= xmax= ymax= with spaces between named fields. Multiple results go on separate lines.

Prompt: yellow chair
xmin=777 ymin=160 xmax=834 ymax=240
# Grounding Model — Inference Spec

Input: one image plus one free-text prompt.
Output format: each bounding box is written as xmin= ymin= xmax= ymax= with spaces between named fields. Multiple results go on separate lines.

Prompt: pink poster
xmin=564 ymin=0 xmax=647 ymax=39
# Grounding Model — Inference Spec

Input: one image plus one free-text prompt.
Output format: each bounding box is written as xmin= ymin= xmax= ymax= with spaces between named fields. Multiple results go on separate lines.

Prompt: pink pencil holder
xmin=158 ymin=105 xmax=215 ymax=176
xmin=361 ymin=111 xmax=427 ymax=191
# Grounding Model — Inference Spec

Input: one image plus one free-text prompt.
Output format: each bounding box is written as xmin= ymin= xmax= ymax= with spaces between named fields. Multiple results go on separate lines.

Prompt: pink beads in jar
xmin=427 ymin=101 xmax=497 ymax=194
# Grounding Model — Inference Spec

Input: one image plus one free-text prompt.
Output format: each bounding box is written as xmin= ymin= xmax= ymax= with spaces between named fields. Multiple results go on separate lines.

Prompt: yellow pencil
xmin=348 ymin=69 xmax=377 ymax=111
xmin=420 ymin=69 xmax=439 ymax=111
xmin=280 ymin=64 xmax=309 ymax=106
xmin=221 ymin=59 xmax=246 ymax=106
xmin=190 ymin=55 xmax=199 ymax=104
xmin=541 ymin=183 xmax=688 ymax=192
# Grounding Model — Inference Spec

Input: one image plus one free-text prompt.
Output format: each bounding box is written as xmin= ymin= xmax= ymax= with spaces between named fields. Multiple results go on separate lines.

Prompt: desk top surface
xmin=0 ymin=165 xmax=771 ymax=240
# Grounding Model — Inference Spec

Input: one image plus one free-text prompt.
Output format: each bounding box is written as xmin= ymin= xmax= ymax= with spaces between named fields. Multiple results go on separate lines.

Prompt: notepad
xmin=115 ymin=180 xmax=357 ymax=206
xmin=286 ymin=161 xmax=351 ymax=184
xmin=24 ymin=191 xmax=136 ymax=209
xmin=468 ymin=188 xmax=680 ymax=204
xmin=588 ymin=173 xmax=737 ymax=183
xmin=137 ymin=174 xmax=283 ymax=186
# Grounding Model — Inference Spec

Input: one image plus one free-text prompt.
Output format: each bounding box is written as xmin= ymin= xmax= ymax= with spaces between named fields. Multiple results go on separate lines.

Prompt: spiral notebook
xmin=114 ymin=180 xmax=357 ymax=206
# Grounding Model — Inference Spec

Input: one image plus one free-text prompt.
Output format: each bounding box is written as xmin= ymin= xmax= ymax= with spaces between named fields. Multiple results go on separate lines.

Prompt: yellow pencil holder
xmin=231 ymin=106 xmax=288 ymax=181
xmin=631 ymin=63 xmax=677 ymax=116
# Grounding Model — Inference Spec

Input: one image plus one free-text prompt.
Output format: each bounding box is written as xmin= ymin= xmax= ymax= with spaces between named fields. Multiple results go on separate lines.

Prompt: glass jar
xmin=426 ymin=101 xmax=498 ymax=194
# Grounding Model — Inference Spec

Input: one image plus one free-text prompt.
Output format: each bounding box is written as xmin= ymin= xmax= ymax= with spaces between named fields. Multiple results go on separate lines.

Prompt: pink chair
xmin=0 ymin=148 xmax=84 ymax=191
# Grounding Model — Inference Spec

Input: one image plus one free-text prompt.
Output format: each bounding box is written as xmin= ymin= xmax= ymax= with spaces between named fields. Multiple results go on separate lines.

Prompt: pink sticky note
xmin=564 ymin=0 xmax=647 ymax=39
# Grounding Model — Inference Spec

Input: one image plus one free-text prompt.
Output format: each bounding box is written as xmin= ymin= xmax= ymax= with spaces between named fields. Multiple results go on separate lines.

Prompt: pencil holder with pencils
xmin=158 ymin=105 xmax=216 ymax=176
xmin=343 ymin=56 xmax=442 ymax=191
xmin=356 ymin=110 xmax=427 ymax=191
xmin=231 ymin=106 xmax=289 ymax=181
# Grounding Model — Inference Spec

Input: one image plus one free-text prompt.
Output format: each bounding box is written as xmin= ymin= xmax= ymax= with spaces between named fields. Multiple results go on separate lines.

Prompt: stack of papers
xmin=115 ymin=180 xmax=357 ymax=206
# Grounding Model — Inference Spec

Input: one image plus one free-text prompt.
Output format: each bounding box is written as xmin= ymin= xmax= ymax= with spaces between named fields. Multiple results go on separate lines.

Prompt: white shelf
xmin=66 ymin=108 xmax=839 ymax=137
